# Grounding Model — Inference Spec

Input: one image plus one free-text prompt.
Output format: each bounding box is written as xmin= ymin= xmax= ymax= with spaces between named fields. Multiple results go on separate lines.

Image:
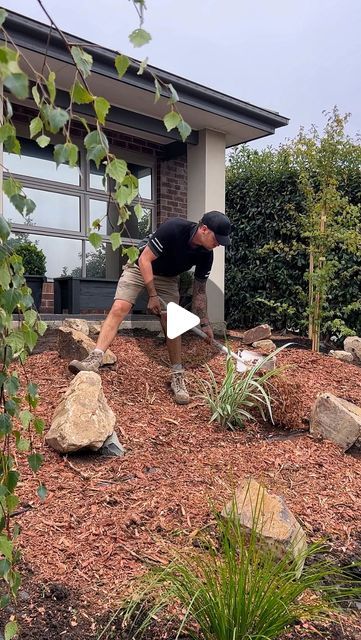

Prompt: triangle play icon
xmin=166 ymin=302 xmax=200 ymax=339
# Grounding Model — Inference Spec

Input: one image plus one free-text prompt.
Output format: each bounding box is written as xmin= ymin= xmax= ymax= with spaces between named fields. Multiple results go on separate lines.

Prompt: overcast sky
xmin=4 ymin=0 xmax=361 ymax=149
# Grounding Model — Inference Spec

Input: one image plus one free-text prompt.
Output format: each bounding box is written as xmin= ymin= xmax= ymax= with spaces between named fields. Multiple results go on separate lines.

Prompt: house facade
xmin=0 ymin=10 xmax=288 ymax=325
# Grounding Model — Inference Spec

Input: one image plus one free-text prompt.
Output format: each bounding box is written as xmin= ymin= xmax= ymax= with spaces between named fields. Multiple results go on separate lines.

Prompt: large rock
xmin=344 ymin=336 xmax=361 ymax=363
xmin=222 ymin=479 xmax=307 ymax=577
xmin=310 ymin=392 xmax=361 ymax=451
xmin=88 ymin=322 xmax=103 ymax=338
xmin=46 ymin=371 xmax=116 ymax=453
xmin=62 ymin=318 xmax=89 ymax=335
xmin=57 ymin=327 xmax=116 ymax=365
xmin=252 ymin=339 xmax=276 ymax=354
xmin=243 ymin=324 xmax=272 ymax=345
xmin=329 ymin=350 xmax=355 ymax=364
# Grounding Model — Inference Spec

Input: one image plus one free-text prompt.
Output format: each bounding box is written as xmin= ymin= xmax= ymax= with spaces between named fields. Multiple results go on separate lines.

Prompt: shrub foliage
xmin=225 ymin=111 xmax=361 ymax=342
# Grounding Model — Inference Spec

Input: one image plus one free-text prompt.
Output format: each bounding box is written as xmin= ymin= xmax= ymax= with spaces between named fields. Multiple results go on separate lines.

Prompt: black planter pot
xmin=25 ymin=275 xmax=46 ymax=311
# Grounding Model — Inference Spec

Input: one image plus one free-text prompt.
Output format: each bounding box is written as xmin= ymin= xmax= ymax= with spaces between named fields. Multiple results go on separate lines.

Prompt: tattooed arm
xmin=192 ymin=278 xmax=214 ymax=341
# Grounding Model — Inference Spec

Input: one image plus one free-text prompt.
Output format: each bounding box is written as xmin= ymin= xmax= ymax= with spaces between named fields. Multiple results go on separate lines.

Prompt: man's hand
xmin=201 ymin=323 xmax=214 ymax=343
xmin=147 ymin=294 xmax=162 ymax=316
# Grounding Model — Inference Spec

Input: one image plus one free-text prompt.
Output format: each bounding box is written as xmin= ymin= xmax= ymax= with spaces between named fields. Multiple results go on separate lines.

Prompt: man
xmin=68 ymin=210 xmax=232 ymax=404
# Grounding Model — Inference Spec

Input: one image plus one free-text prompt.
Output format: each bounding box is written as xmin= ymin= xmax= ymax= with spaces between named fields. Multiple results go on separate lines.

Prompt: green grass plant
xmin=198 ymin=345 xmax=289 ymax=430
xmin=117 ymin=501 xmax=360 ymax=640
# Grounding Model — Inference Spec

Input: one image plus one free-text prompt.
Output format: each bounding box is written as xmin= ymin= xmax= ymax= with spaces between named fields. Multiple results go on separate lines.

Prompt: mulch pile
xmin=3 ymin=335 xmax=361 ymax=639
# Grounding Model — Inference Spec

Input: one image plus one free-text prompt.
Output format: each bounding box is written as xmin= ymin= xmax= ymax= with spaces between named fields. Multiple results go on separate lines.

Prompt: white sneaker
xmin=170 ymin=370 xmax=190 ymax=405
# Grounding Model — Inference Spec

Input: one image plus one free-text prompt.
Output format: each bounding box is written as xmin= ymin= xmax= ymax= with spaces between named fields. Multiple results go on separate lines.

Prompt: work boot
xmin=170 ymin=369 xmax=190 ymax=405
xmin=68 ymin=350 xmax=103 ymax=375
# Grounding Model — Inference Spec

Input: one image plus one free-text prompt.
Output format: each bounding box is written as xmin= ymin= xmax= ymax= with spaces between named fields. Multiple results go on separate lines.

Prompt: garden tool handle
xmin=158 ymin=297 xmax=240 ymax=362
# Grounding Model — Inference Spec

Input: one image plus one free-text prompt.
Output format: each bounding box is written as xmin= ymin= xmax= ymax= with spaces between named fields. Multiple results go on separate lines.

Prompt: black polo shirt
xmin=138 ymin=217 xmax=213 ymax=280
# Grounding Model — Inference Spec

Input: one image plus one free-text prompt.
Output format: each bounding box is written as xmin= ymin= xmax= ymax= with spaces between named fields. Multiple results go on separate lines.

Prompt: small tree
xmin=287 ymin=108 xmax=361 ymax=351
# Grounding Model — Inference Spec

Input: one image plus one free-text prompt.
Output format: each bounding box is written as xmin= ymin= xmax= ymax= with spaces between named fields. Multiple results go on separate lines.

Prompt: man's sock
xmin=93 ymin=348 xmax=104 ymax=355
xmin=171 ymin=363 xmax=183 ymax=372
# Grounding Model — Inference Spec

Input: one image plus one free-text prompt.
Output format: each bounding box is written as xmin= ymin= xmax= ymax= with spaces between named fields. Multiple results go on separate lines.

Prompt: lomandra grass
xmin=198 ymin=345 xmax=288 ymax=430
xmin=118 ymin=506 xmax=360 ymax=640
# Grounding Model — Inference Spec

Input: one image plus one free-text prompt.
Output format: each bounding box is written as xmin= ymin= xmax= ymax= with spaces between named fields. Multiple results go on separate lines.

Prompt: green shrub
xmin=12 ymin=241 xmax=46 ymax=276
xmin=119 ymin=498 xmax=361 ymax=640
xmin=197 ymin=346 xmax=286 ymax=430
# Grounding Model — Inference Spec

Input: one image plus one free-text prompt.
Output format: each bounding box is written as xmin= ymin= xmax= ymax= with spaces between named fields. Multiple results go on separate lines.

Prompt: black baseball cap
xmin=201 ymin=211 xmax=232 ymax=246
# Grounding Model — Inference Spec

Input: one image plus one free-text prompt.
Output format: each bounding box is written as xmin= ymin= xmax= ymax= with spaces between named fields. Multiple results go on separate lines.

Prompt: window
xmin=3 ymin=136 xmax=156 ymax=280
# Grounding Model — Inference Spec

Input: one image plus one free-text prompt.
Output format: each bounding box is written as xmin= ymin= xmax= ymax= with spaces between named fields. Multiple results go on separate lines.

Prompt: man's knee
xmin=110 ymin=299 xmax=132 ymax=318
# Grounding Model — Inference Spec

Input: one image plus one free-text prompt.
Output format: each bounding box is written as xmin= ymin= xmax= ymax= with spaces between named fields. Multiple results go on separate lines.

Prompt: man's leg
xmin=159 ymin=311 xmax=189 ymax=405
xmin=68 ymin=299 xmax=132 ymax=374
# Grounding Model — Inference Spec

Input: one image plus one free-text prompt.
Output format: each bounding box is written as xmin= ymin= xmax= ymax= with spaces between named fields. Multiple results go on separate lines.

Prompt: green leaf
xmin=27 ymin=382 xmax=38 ymax=399
xmin=0 ymin=122 xmax=15 ymax=143
xmin=32 ymin=84 xmax=41 ymax=107
xmin=154 ymin=78 xmax=162 ymax=103
xmin=0 ymin=536 xmax=13 ymax=561
xmin=19 ymin=410 xmax=32 ymax=428
xmin=0 ymin=414 xmax=11 ymax=436
xmin=123 ymin=246 xmax=139 ymax=263
xmin=29 ymin=116 xmax=43 ymax=139
xmin=163 ymin=110 xmax=181 ymax=132
xmin=9 ymin=193 xmax=36 ymax=216
xmin=4 ymin=72 xmax=29 ymax=99
xmin=36 ymin=320 xmax=47 ymax=336
xmin=6 ymin=471 xmax=19 ymax=493
xmin=2 ymin=288 xmax=21 ymax=314
xmin=134 ymin=203 xmax=144 ymax=221
xmin=4 ymin=135 xmax=20 ymax=154
xmin=34 ymin=417 xmax=45 ymax=434
xmin=84 ymin=130 xmax=109 ymax=168
xmin=67 ymin=143 xmax=79 ymax=168
xmin=22 ymin=325 xmax=38 ymax=351
xmin=71 ymin=46 xmax=93 ymax=77
xmin=28 ymin=452 xmax=43 ymax=473
xmin=4 ymin=374 xmax=19 ymax=396
xmin=24 ymin=309 xmax=38 ymax=327
xmin=5 ymin=330 xmax=25 ymax=354
xmin=177 ymin=119 xmax=192 ymax=142
xmin=106 ymin=158 xmax=127 ymax=183
xmin=129 ymin=28 xmax=152 ymax=47
xmin=46 ymin=70 xmax=56 ymax=103
xmin=4 ymin=399 xmax=19 ymax=417
xmin=53 ymin=143 xmax=69 ymax=167
xmin=0 ymin=594 xmax=10 ymax=608
xmin=71 ymin=80 xmax=93 ymax=104
xmin=94 ymin=96 xmax=110 ymax=125
xmin=137 ymin=57 xmax=148 ymax=75
xmin=5 ymin=620 xmax=18 ymax=640
xmin=6 ymin=494 xmax=19 ymax=513
xmin=17 ymin=438 xmax=30 ymax=452
xmin=3 ymin=177 xmax=21 ymax=198
xmin=0 ymin=263 xmax=11 ymax=289
xmin=36 ymin=134 xmax=50 ymax=148
xmin=110 ymin=232 xmax=122 ymax=251
xmin=0 ymin=8 xmax=7 ymax=27
xmin=167 ymin=83 xmax=179 ymax=104
xmin=0 ymin=560 xmax=11 ymax=578
xmin=88 ymin=232 xmax=103 ymax=250
xmin=37 ymin=484 xmax=47 ymax=501
xmin=0 ymin=216 xmax=11 ymax=241
xmin=43 ymin=106 xmax=69 ymax=134
xmin=114 ymin=54 xmax=130 ymax=79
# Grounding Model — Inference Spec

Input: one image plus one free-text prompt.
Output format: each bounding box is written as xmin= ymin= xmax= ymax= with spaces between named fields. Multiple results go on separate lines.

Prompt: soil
xmin=1 ymin=335 xmax=361 ymax=639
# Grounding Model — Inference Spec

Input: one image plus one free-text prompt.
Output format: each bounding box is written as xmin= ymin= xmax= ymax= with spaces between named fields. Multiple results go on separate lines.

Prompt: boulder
xmin=62 ymin=318 xmax=89 ymax=336
xmin=344 ymin=336 xmax=361 ymax=363
xmin=88 ymin=322 xmax=103 ymax=338
xmin=46 ymin=371 xmax=115 ymax=453
xmin=329 ymin=350 xmax=355 ymax=364
xmin=251 ymin=339 xmax=276 ymax=354
xmin=222 ymin=479 xmax=307 ymax=577
xmin=310 ymin=392 xmax=361 ymax=451
xmin=99 ymin=432 xmax=125 ymax=457
xmin=243 ymin=324 xmax=272 ymax=345
xmin=57 ymin=327 xmax=116 ymax=365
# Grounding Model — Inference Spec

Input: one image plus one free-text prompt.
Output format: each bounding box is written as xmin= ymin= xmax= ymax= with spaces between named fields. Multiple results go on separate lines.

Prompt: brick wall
xmin=40 ymin=281 xmax=54 ymax=313
xmin=157 ymin=155 xmax=188 ymax=224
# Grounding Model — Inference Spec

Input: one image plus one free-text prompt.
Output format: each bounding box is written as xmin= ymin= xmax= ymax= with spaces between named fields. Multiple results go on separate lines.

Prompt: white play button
xmin=166 ymin=302 xmax=200 ymax=339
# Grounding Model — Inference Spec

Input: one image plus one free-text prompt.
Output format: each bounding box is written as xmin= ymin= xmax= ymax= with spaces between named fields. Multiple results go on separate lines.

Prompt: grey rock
xmin=251 ymin=339 xmax=277 ymax=354
xmin=58 ymin=327 xmax=116 ymax=365
xmin=63 ymin=318 xmax=89 ymax=335
xmin=310 ymin=392 xmax=361 ymax=451
xmin=329 ymin=350 xmax=355 ymax=364
xmin=344 ymin=336 xmax=361 ymax=363
xmin=99 ymin=432 xmax=125 ymax=457
xmin=243 ymin=324 xmax=272 ymax=345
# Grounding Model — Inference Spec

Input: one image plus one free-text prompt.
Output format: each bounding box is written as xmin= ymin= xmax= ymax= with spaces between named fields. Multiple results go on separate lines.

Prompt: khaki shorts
xmin=114 ymin=262 xmax=180 ymax=306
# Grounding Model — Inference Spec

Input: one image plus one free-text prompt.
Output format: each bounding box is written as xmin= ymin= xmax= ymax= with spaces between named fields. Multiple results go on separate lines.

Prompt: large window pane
xmin=89 ymin=199 xmax=108 ymax=235
xmin=124 ymin=206 xmax=152 ymax=240
xmin=85 ymin=242 xmax=123 ymax=279
xmin=11 ymin=233 xmax=82 ymax=280
xmin=4 ymin=137 xmax=80 ymax=185
xmin=4 ymin=188 xmax=80 ymax=231
xmin=128 ymin=163 xmax=152 ymax=200
xmin=89 ymin=161 xmax=106 ymax=191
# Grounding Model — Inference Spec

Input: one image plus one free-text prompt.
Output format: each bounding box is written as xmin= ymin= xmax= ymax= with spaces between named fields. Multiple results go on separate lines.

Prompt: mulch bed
xmin=1 ymin=335 xmax=361 ymax=639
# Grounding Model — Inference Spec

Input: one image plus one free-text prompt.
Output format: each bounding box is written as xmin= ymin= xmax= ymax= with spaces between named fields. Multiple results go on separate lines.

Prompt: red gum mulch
xmin=11 ymin=337 xmax=361 ymax=617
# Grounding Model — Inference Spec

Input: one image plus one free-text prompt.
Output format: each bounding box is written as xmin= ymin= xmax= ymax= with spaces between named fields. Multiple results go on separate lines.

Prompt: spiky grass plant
xmin=117 ymin=502 xmax=361 ymax=640
xmin=198 ymin=345 xmax=288 ymax=430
